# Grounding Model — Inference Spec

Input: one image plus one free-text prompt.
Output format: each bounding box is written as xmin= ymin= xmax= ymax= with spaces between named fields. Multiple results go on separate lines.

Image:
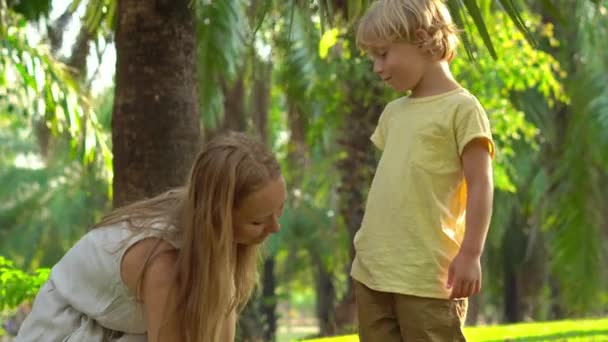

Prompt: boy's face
xmin=368 ymin=42 xmax=430 ymax=94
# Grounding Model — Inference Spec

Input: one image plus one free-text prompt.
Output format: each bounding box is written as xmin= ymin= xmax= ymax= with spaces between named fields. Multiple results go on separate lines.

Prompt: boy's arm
xmin=448 ymin=138 xmax=493 ymax=299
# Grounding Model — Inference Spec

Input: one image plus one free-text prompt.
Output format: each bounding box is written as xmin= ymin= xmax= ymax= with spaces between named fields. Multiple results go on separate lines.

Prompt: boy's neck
xmin=410 ymin=60 xmax=461 ymax=98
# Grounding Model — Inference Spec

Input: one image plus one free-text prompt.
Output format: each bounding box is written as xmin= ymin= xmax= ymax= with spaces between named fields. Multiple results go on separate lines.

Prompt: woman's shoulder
xmin=120 ymin=238 xmax=178 ymax=298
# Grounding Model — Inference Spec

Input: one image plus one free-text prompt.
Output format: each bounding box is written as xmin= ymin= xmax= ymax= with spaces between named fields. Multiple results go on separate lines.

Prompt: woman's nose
xmin=267 ymin=217 xmax=280 ymax=233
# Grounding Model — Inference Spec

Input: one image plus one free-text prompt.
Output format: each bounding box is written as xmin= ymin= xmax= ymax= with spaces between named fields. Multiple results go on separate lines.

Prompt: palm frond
xmin=1 ymin=9 xmax=111 ymax=169
xmin=195 ymin=0 xmax=246 ymax=130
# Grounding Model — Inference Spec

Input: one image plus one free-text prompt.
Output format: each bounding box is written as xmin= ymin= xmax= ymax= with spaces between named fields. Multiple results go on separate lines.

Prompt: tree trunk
xmin=66 ymin=24 xmax=94 ymax=82
xmin=284 ymin=97 xmax=340 ymax=336
xmin=256 ymin=59 xmax=278 ymax=342
xmin=252 ymin=60 xmax=271 ymax=144
xmin=112 ymin=0 xmax=201 ymax=208
xmin=311 ymin=253 xmax=336 ymax=336
xmin=503 ymin=260 xmax=520 ymax=323
xmin=221 ymin=74 xmax=247 ymax=132
xmin=465 ymin=295 xmax=480 ymax=326
xmin=236 ymin=56 xmax=274 ymax=342
xmin=502 ymin=213 xmax=526 ymax=323
xmin=549 ymin=276 xmax=564 ymax=320
xmin=261 ymin=258 xmax=277 ymax=342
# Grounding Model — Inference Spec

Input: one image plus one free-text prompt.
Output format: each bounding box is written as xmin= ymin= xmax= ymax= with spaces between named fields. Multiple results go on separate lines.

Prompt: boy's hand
xmin=447 ymin=251 xmax=481 ymax=299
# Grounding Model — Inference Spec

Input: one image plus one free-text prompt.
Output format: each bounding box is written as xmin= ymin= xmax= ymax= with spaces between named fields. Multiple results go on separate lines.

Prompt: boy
xmin=350 ymin=0 xmax=495 ymax=341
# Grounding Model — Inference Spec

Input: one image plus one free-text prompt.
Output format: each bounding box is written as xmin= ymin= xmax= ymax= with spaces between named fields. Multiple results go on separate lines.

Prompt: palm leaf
xmin=445 ymin=0 xmax=477 ymax=60
xmin=1 ymin=9 xmax=110 ymax=168
xmin=496 ymin=0 xmax=536 ymax=45
xmin=460 ymin=0 xmax=497 ymax=58
xmin=195 ymin=0 xmax=245 ymax=130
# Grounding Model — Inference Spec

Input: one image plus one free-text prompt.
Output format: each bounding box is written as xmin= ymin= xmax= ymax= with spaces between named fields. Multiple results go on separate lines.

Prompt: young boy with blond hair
xmin=350 ymin=0 xmax=495 ymax=341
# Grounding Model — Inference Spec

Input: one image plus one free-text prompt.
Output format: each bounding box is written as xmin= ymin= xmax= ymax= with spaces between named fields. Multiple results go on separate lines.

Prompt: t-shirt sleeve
xmin=454 ymin=102 xmax=495 ymax=158
xmin=371 ymin=105 xmax=390 ymax=150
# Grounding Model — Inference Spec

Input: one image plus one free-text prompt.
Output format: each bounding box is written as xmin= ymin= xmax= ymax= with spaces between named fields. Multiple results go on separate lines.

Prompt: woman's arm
xmin=221 ymin=309 xmax=236 ymax=341
xmin=121 ymin=239 xmax=181 ymax=341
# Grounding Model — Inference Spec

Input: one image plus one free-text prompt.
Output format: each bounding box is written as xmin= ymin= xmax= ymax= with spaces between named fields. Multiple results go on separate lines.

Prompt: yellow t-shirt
xmin=351 ymin=88 xmax=494 ymax=299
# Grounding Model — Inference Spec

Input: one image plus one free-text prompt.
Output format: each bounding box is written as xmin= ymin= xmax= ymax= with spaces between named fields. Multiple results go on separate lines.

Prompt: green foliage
xmin=0 ymin=87 xmax=112 ymax=269
xmin=195 ymin=0 xmax=246 ymax=129
xmin=0 ymin=8 xmax=112 ymax=269
xmin=536 ymin=0 xmax=608 ymax=313
xmin=7 ymin=0 xmax=52 ymax=21
xmin=0 ymin=8 xmax=111 ymax=168
xmin=0 ymin=256 xmax=49 ymax=310
xmin=451 ymin=12 xmax=566 ymax=192
xmin=267 ymin=2 xmax=358 ymax=312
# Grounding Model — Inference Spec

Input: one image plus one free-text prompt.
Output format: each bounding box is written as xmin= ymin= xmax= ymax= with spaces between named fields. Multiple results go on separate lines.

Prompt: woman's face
xmin=232 ymin=176 xmax=286 ymax=245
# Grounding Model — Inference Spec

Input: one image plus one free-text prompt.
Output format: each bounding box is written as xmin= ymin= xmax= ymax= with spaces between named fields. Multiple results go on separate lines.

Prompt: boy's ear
xmin=414 ymin=29 xmax=431 ymax=47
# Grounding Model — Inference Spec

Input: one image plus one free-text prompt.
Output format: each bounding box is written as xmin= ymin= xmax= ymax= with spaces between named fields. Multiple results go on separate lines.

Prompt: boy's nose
xmin=373 ymin=60 xmax=383 ymax=74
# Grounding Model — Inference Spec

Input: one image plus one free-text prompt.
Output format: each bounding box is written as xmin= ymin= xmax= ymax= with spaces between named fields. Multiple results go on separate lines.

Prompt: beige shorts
xmin=354 ymin=280 xmax=468 ymax=342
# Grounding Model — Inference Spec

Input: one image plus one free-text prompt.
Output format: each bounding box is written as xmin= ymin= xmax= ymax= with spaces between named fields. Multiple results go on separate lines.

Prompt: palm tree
xmin=111 ymin=0 xmax=201 ymax=207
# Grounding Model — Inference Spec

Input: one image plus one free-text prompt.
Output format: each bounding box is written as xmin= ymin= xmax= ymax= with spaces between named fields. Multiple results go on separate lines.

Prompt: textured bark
xmin=112 ymin=0 xmax=201 ymax=208
xmin=252 ymin=60 xmax=271 ymax=144
xmin=261 ymin=258 xmax=277 ymax=342
xmin=312 ymin=253 xmax=336 ymax=335
xmin=66 ymin=24 xmax=94 ymax=82
xmin=255 ymin=60 xmax=277 ymax=342
xmin=221 ymin=75 xmax=247 ymax=132
xmin=236 ymin=57 xmax=274 ymax=342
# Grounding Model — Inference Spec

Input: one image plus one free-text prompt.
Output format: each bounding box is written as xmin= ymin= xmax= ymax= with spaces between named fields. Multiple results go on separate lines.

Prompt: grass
xmin=299 ymin=318 xmax=608 ymax=342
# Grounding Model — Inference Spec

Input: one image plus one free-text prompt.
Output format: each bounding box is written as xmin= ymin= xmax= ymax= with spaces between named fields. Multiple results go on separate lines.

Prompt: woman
xmin=16 ymin=131 xmax=287 ymax=342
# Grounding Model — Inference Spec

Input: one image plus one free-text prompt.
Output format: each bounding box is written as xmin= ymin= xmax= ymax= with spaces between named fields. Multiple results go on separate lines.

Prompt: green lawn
xmin=300 ymin=318 xmax=608 ymax=342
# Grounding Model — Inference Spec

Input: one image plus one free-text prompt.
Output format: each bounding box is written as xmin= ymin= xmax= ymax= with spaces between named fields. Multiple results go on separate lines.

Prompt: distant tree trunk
xmin=503 ymin=260 xmax=520 ymax=323
xmin=502 ymin=213 xmax=526 ymax=323
xmin=254 ymin=59 xmax=279 ymax=342
xmin=46 ymin=5 xmax=73 ymax=55
xmin=252 ymin=61 xmax=271 ymax=144
xmin=236 ymin=57 xmax=274 ymax=342
xmin=549 ymin=276 xmax=564 ymax=320
xmin=66 ymin=24 xmax=94 ymax=82
xmin=261 ymin=258 xmax=277 ymax=342
xmin=221 ymin=74 xmax=247 ymax=132
xmin=37 ymin=12 xmax=93 ymax=160
xmin=112 ymin=0 xmax=201 ymax=208
xmin=311 ymin=253 xmax=336 ymax=335
xmin=285 ymin=98 xmax=338 ymax=336
xmin=466 ymin=295 xmax=480 ymax=325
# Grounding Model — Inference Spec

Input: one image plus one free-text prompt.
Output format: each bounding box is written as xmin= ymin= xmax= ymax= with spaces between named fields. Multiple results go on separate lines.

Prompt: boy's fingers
xmin=462 ymin=282 xmax=471 ymax=298
xmin=468 ymin=281 xmax=476 ymax=297
xmin=451 ymin=280 xmax=463 ymax=299
xmin=446 ymin=267 xmax=454 ymax=288
xmin=449 ymin=281 xmax=457 ymax=298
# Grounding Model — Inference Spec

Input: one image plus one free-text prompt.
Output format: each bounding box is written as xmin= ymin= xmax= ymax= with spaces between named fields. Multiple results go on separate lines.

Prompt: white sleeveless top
xmin=15 ymin=223 xmax=180 ymax=342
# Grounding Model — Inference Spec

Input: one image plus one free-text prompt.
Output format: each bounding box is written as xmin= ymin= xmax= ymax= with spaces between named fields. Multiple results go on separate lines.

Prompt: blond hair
xmin=95 ymin=131 xmax=281 ymax=342
xmin=357 ymin=0 xmax=459 ymax=61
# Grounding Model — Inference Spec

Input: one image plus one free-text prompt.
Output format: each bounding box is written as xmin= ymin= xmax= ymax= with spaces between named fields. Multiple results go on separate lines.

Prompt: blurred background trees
xmin=1 ymin=0 xmax=606 ymax=340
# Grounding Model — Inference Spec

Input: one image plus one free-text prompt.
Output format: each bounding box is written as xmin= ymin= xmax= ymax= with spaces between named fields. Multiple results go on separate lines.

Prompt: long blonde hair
xmin=357 ymin=0 xmax=459 ymax=61
xmin=95 ymin=131 xmax=281 ymax=341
